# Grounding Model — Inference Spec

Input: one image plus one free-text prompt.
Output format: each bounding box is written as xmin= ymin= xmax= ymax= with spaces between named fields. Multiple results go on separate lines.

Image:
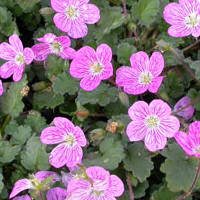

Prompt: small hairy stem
xmin=89 ymin=113 xmax=105 ymax=117
xmin=126 ymin=173 xmax=134 ymax=200
xmin=178 ymin=160 xmax=200 ymax=200
xmin=122 ymin=0 xmax=128 ymax=18
xmin=183 ymin=39 xmax=200 ymax=52
xmin=39 ymin=191 xmax=44 ymax=200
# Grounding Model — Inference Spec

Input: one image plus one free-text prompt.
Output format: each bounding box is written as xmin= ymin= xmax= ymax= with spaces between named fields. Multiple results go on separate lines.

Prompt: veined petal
xmin=189 ymin=121 xmax=200 ymax=136
xmin=126 ymin=121 xmax=147 ymax=142
xmin=53 ymin=13 xmax=71 ymax=33
xmin=74 ymin=126 xmax=87 ymax=147
xmin=46 ymin=187 xmax=68 ymax=200
xmin=13 ymin=65 xmax=25 ymax=82
xmin=51 ymin=0 xmax=67 ymax=12
xmin=23 ymin=48 xmax=34 ymax=65
xmin=9 ymin=179 xmax=33 ymax=199
xmin=99 ymin=62 xmax=113 ymax=80
xmin=32 ymin=43 xmax=50 ymax=62
xmin=40 ymin=126 xmax=67 ymax=144
xmin=80 ymin=75 xmax=101 ymax=91
xmin=148 ymin=76 xmax=164 ymax=93
xmin=13 ymin=195 xmax=31 ymax=200
xmin=144 ymin=131 xmax=167 ymax=152
xmin=0 ymin=61 xmax=15 ymax=79
xmin=0 ymin=42 xmax=16 ymax=60
xmin=124 ymin=82 xmax=148 ymax=95
xmin=0 ymin=80 xmax=3 ymax=96
xmin=37 ymin=33 xmax=56 ymax=43
xmin=168 ymin=25 xmax=192 ymax=38
xmin=9 ymin=34 xmax=24 ymax=53
xmin=35 ymin=171 xmax=60 ymax=183
xmin=53 ymin=117 xmax=75 ymax=133
xmin=54 ymin=36 xmax=71 ymax=48
xmin=60 ymin=47 xmax=76 ymax=60
xmin=108 ymin=175 xmax=124 ymax=197
xmin=96 ymin=44 xmax=112 ymax=65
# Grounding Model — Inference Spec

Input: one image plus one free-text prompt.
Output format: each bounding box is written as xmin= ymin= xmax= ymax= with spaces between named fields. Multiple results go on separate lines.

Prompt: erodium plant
xmin=0 ymin=0 xmax=199 ymax=200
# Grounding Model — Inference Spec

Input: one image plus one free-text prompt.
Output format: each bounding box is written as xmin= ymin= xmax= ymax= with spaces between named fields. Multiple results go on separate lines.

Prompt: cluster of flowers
xmin=2 ymin=0 xmax=200 ymax=199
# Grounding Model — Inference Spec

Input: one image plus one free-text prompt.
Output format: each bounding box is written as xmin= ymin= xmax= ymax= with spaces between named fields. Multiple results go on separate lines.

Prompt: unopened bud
xmin=106 ymin=122 xmax=119 ymax=134
xmin=32 ymin=81 xmax=49 ymax=91
xmin=90 ymin=128 xmax=105 ymax=145
xmin=40 ymin=7 xmax=54 ymax=15
xmin=21 ymin=86 xmax=30 ymax=96
xmin=76 ymin=110 xmax=89 ymax=119
xmin=119 ymin=92 xmax=129 ymax=107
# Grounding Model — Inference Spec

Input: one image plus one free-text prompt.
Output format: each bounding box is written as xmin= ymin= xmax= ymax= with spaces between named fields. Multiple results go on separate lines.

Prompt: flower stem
xmin=126 ymin=173 xmax=134 ymax=200
xmin=122 ymin=0 xmax=128 ymax=18
xmin=177 ymin=160 xmax=200 ymax=200
xmin=39 ymin=191 xmax=44 ymax=200
xmin=183 ymin=38 xmax=200 ymax=52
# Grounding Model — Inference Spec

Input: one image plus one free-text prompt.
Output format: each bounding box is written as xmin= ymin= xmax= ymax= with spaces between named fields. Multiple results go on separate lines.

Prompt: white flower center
xmin=194 ymin=145 xmax=200 ymax=154
xmin=145 ymin=115 xmax=160 ymax=129
xmin=185 ymin=12 xmax=200 ymax=28
xmin=90 ymin=62 xmax=104 ymax=76
xmin=91 ymin=188 xmax=104 ymax=197
xmin=15 ymin=53 xmax=25 ymax=66
xmin=64 ymin=134 xmax=76 ymax=147
xmin=66 ymin=5 xmax=80 ymax=20
xmin=50 ymin=41 xmax=63 ymax=54
xmin=139 ymin=71 xmax=153 ymax=85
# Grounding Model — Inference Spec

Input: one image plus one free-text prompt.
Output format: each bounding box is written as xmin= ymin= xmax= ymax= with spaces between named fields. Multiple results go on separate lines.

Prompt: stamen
xmin=139 ymin=71 xmax=153 ymax=85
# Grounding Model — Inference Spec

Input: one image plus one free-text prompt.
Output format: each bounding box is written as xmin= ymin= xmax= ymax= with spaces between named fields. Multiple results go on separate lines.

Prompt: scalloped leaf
xmin=77 ymin=83 xmax=118 ymax=106
xmin=123 ymin=143 xmax=154 ymax=182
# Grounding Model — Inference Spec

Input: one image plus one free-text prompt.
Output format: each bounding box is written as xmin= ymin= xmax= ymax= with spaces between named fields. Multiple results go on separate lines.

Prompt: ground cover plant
xmin=0 ymin=0 xmax=200 ymax=199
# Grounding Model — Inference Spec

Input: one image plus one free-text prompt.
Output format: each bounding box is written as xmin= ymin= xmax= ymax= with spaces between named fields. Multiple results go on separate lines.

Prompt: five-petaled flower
xmin=66 ymin=166 xmax=124 ymax=200
xmin=32 ymin=33 xmax=76 ymax=62
xmin=126 ymin=100 xmax=180 ymax=152
xmin=163 ymin=0 xmax=200 ymax=37
xmin=9 ymin=171 xmax=59 ymax=199
xmin=40 ymin=117 xmax=87 ymax=168
xmin=70 ymin=44 xmax=113 ymax=91
xmin=175 ymin=121 xmax=200 ymax=157
xmin=116 ymin=51 xmax=165 ymax=95
xmin=51 ymin=0 xmax=100 ymax=39
xmin=0 ymin=34 xmax=34 ymax=82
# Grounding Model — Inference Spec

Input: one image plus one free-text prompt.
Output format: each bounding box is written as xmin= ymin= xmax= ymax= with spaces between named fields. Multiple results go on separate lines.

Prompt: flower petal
xmin=9 ymin=34 xmax=24 ymax=53
xmin=189 ymin=121 xmax=200 ymax=136
xmin=13 ymin=65 xmax=25 ymax=82
xmin=124 ymin=82 xmax=148 ymax=95
xmin=0 ymin=61 xmax=15 ymax=79
xmin=74 ymin=126 xmax=87 ymax=147
xmin=99 ymin=62 xmax=113 ymax=80
xmin=144 ymin=131 xmax=167 ymax=152
xmin=80 ymin=75 xmax=101 ymax=91
xmin=130 ymin=51 xmax=149 ymax=71
xmin=35 ymin=171 xmax=60 ymax=183
xmin=53 ymin=117 xmax=75 ymax=133
xmin=0 ymin=42 xmax=16 ymax=60
xmin=0 ymin=80 xmax=3 ymax=96
xmin=23 ymin=48 xmax=34 ymax=65
xmin=37 ymin=33 xmax=56 ymax=43
xmin=149 ymin=52 xmax=164 ymax=77
xmin=108 ymin=175 xmax=124 ymax=197
xmin=60 ymin=47 xmax=76 ymax=60
xmin=53 ymin=13 xmax=71 ymax=33
xmin=40 ymin=127 xmax=67 ymax=144
xmin=192 ymin=24 xmax=200 ymax=37
xmin=46 ymin=187 xmax=68 ymax=200
xmin=168 ymin=25 xmax=191 ymax=38
xmin=54 ymin=36 xmax=71 ymax=48
xmin=51 ymin=0 xmax=67 ymax=12
xmin=159 ymin=116 xmax=180 ymax=138
xmin=81 ymin=3 xmax=100 ymax=24
xmin=148 ymin=76 xmax=164 ymax=93
xmin=32 ymin=43 xmax=50 ymax=62
xmin=128 ymin=101 xmax=149 ymax=121
xmin=96 ymin=44 xmax=112 ymax=65
xmin=126 ymin=121 xmax=147 ymax=142
xmin=149 ymin=99 xmax=172 ymax=118
xmin=13 ymin=195 xmax=31 ymax=200
xmin=9 ymin=179 xmax=32 ymax=199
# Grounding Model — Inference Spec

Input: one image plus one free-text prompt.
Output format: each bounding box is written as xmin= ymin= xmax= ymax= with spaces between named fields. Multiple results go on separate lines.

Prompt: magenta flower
xmin=70 ymin=44 xmax=113 ymax=91
xmin=66 ymin=166 xmax=124 ymax=200
xmin=174 ymin=96 xmax=195 ymax=121
xmin=0 ymin=80 xmax=3 ymax=96
xmin=51 ymin=0 xmax=100 ymax=39
xmin=40 ymin=117 xmax=87 ymax=168
xmin=163 ymin=0 xmax=200 ymax=38
xmin=175 ymin=121 xmax=200 ymax=157
xmin=0 ymin=34 xmax=34 ymax=82
xmin=116 ymin=51 xmax=164 ymax=95
xmin=127 ymin=100 xmax=180 ymax=152
xmin=9 ymin=171 xmax=59 ymax=199
xmin=46 ymin=187 xmax=68 ymax=200
xmin=32 ymin=33 xmax=76 ymax=62
xmin=13 ymin=195 xmax=31 ymax=200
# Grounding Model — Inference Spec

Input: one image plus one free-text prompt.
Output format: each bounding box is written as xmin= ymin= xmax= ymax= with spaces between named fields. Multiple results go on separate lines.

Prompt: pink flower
xmin=175 ymin=121 xmax=200 ymax=157
xmin=51 ymin=0 xmax=100 ymax=39
xmin=0 ymin=80 xmax=3 ymax=96
xmin=0 ymin=34 xmax=34 ymax=82
xmin=70 ymin=44 xmax=113 ymax=91
xmin=163 ymin=0 xmax=200 ymax=38
xmin=9 ymin=171 xmax=59 ymax=199
xmin=174 ymin=96 xmax=195 ymax=121
xmin=127 ymin=100 xmax=180 ymax=152
xmin=40 ymin=117 xmax=87 ymax=168
xmin=66 ymin=166 xmax=124 ymax=200
xmin=116 ymin=51 xmax=164 ymax=95
xmin=46 ymin=187 xmax=68 ymax=200
xmin=32 ymin=33 xmax=76 ymax=62
xmin=13 ymin=195 xmax=31 ymax=200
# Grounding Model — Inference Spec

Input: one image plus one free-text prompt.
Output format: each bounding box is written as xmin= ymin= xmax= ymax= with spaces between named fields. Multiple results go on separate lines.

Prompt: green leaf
xmin=77 ymin=83 xmax=118 ymax=106
xmin=0 ymin=141 xmax=21 ymax=163
xmin=117 ymin=42 xmax=137 ymax=65
xmin=0 ymin=76 xmax=27 ymax=117
xmin=21 ymin=136 xmax=50 ymax=171
xmin=52 ymin=72 xmax=79 ymax=95
xmin=131 ymin=0 xmax=160 ymax=26
xmin=33 ymin=91 xmax=64 ymax=110
xmin=187 ymin=60 xmax=200 ymax=80
xmin=134 ymin=180 xmax=149 ymax=199
xmin=187 ymin=89 xmax=200 ymax=111
xmin=83 ymin=135 xmax=125 ymax=170
xmin=0 ymin=173 xmax=4 ymax=194
xmin=160 ymin=143 xmax=199 ymax=192
xmin=123 ymin=143 xmax=154 ymax=182
xmin=24 ymin=111 xmax=47 ymax=133
xmin=16 ymin=0 xmax=40 ymax=12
